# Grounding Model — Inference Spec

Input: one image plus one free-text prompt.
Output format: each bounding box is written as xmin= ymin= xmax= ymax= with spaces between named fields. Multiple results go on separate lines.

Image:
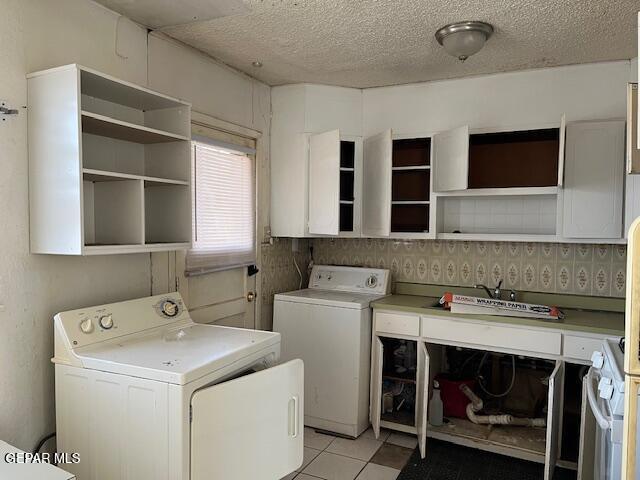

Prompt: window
xmin=186 ymin=137 xmax=256 ymax=275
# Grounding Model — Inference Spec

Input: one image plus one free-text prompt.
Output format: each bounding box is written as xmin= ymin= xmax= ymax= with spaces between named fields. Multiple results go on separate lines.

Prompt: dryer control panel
xmin=308 ymin=265 xmax=390 ymax=295
xmin=54 ymin=293 xmax=188 ymax=349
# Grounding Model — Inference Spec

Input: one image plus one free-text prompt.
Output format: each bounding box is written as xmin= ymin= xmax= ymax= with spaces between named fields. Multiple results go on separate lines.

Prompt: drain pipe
xmin=460 ymin=384 xmax=546 ymax=427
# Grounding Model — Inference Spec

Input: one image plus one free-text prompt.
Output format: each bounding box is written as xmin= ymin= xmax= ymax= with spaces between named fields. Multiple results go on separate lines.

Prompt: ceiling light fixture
xmin=435 ymin=21 xmax=494 ymax=62
xmin=252 ymin=61 xmax=263 ymax=68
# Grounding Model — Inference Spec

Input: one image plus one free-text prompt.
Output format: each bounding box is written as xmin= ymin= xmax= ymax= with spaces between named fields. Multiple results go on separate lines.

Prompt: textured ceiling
xmin=160 ymin=0 xmax=639 ymax=88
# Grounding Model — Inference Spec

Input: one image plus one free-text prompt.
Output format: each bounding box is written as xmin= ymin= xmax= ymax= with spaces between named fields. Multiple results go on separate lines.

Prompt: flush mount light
xmin=435 ymin=21 xmax=494 ymax=62
xmin=252 ymin=61 xmax=263 ymax=68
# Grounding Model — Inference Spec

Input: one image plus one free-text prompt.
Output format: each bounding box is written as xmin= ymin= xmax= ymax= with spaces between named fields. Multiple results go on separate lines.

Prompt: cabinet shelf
xmin=81 ymin=111 xmax=190 ymax=144
xmin=381 ymin=410 xmax=415 ymax=427
xmin=83 ymin=242 xmax=189 ymax=255
xmin=392 ymin=166 xmax=430 ymax=171
xmin=435 ymin=186 xmax=559 ymax=197
xmin=392 ymin=201 xmax=429 ymax=205
xmin=82 ymin=168 xmax=189 ymax=186
xmin=428 ymin=418 xmax=548 ymax=462
xmin=383 ymin=374 xmax=417 ymax=384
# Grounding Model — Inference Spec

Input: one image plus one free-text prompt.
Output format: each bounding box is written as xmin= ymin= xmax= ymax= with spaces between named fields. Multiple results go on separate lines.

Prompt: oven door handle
xmin=585 ymin=367 xmax=612 ymax=430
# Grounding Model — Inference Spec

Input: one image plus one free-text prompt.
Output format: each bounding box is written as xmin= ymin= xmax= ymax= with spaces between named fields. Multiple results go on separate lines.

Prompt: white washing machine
xmin=273 ymin=265 xmax=390 ymax=438
xmin=52 ymin=293 xmax=303 ymax=480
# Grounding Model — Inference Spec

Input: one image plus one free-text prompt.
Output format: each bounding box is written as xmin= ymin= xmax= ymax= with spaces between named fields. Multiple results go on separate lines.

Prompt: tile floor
xmin=281 ymin=427 xmax=417 ymax=480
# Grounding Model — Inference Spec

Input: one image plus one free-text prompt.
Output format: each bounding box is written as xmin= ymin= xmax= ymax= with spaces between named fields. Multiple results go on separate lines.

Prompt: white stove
xmin=53 ymin=293 xmax=303 ymax=480
xmin=273 ymin=265 xmax=390 ymax=437
xmin=588 ymin=337 xmax=625 ymax=479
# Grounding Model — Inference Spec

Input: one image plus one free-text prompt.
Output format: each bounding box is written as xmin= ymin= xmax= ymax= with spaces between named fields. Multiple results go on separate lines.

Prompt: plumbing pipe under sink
xmin=459 ymin=384 xmax=546 ymax=427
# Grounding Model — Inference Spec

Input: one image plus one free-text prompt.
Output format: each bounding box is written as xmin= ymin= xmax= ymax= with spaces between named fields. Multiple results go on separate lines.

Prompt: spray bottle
xmin=429 ymin=380 xmax=444 ymax=427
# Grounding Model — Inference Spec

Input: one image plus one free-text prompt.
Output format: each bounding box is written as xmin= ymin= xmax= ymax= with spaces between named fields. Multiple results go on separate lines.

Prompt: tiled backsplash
xmin=260 ymin=238 xmax=311 ymax=329
xmin=312 ymin=239 xmax=627 ymax=298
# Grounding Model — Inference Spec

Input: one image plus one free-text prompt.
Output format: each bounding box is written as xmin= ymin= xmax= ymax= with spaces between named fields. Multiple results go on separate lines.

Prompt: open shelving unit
xmin=28 ymin=64 xmax=192 ymax=255
xmin=430 ymin=123 xmax=565 ymax=242
xmin=339 ymin=140 xmax=357 ymax=233
xmin=391 ymin=138 xmax=432 ymax=234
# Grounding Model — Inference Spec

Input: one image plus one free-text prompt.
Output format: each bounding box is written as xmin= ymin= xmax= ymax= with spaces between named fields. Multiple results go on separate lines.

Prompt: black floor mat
xmin=397 ymin=439 xmax=577 ymax=480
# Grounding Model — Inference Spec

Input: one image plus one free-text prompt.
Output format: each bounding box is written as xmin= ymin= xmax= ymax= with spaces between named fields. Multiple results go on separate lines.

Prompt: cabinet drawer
xmin=375 ymin=312 xmax=420 ymax=336
xmin=563 ymin=335 xmax=603 ymax=361
xmin=420 ymin=316 xmax=562 ymax=355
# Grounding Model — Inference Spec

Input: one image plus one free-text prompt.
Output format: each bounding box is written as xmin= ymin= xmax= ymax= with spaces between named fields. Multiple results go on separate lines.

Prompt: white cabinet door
xmin=433 ymin=125 xmax=469 ymax=192
xmin=308 ymin=130 xmax=340 ymax=235
xmin=190 ymin=359 xmax=304 ymax=480
xmin=362 ymin=130 xmax=392 ymax=237
xmin=557 ymin=114 xmax=566 ymax=186
xmin=544 ymin=360 xmax=565 ymax=480
xmin=370 ymin=336 xmax=384 ymax=438
xmin=577 ymin=375 xmax=596 ymax=480
xmin=417 ymin=342 xmax=429 ymax=459
xmin=627 ymin=84 xmax=640 ymax=174
xmin=561 ymin=120 xmax=625 ymax=239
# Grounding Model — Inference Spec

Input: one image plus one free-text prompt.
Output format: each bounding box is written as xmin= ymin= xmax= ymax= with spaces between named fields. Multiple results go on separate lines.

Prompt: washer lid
xmin=73 ymin=324 xmax=280 ymax=385
xmin=274 ymin=288 xmax=386 ymax=309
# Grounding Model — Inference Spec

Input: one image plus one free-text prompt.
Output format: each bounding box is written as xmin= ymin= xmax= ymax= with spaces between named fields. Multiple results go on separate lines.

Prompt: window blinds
xmin=186 ymin=140 xmax=256 ymax=275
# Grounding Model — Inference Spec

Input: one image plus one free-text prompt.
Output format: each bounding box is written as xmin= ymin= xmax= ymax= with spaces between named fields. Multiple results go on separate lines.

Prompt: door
xmin=362 ymin=130 xmax=392 ymax=237
xmin=153 ymin=122 xmax=259 ymax=329
xmin=578 ymin=374 xmax=596 ymax=480
xmin=561 ymin=120 xmax=624 ymax=239
xmin=432 ymin=125 xmax=469 ymax=192
xmin=370 ymin=336 xmax=384 ymax=438
xmin=175 ymin=253 xmax=257 ymax=328
xmin=544 ymin=360 xmax=565 ymax=480
xmin=416 ymin=342 xmax=429 ymax=459
xmin=308 ymin=129 xmax=341 ymax=235
xmin=190 ymin=359 xmax=304 ymax=480
xmin=557 ymin=114 xmax=566 ymax=186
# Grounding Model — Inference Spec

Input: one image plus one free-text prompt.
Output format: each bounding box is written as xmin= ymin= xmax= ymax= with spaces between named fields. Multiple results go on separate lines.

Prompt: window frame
xmin=185 ymin=126 xmax=258 ymax=276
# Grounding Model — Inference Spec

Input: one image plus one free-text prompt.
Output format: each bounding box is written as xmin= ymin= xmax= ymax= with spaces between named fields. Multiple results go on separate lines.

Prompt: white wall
xmin=147 ymin=32 xmax=272 ymax=243
xmin=363 ymin=61 xmax=632 ymax=137
xmin=1 ymin=0 xmax=271 ymax=451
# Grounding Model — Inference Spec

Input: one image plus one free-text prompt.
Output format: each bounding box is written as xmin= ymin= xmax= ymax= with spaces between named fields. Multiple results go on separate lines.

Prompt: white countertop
xmin=0 ymin=441 xmax=75 ymax=480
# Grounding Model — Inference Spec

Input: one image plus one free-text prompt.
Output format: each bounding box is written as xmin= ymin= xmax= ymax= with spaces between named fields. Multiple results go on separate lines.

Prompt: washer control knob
xmin=162 ymin=300 xmax=179 ymax=317
xmin=366 ymin=275 xmax=378 ymax=288
xmin=99 ymin=314 xmax=113 ymax=330
xmin=79 ymin=318 xmax=94 ymax=334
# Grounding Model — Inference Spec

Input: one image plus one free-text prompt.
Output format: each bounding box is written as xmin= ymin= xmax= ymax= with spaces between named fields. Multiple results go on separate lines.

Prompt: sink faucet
xmin=474 ymin=280 xmax=503 ymax=299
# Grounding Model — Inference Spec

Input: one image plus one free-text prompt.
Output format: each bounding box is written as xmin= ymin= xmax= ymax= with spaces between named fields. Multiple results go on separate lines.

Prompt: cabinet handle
xmin=288 ymin=396 xmax=299 ymax=438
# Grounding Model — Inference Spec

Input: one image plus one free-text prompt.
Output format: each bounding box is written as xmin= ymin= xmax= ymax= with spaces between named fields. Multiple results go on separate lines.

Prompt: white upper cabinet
xmin=362 ymin=130 xmax=392 ymax=237
xmin=270 ymin=85 xmax=362 ymax=238
xmin=433 ymin=125 xmax=469 ymax=192
xmin=432 ymin=118 xmax=566 ymax=193
xmin=271 ymin=82 xmax=628 ymax=243
xmin=308 ymin=130 xmax=341 ymax=235
xmin=562 ymin=120 xmax=624 ymax=239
